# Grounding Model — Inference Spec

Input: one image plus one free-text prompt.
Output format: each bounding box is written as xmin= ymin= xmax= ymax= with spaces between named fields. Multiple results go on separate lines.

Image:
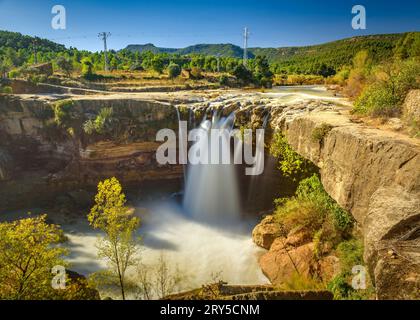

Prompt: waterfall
xmin=182 ymin=109 xmax=241 ymax=222
xmin=175 ymin=106 xmax=187 ymax=185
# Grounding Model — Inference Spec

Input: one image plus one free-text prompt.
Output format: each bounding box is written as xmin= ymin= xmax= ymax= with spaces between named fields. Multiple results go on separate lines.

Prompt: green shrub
xmin=83 ymin=107 xmax=115 ymax=135
xmin=167 ymin=63 xmax=181 ymax=79
xmin=219 ymin=74 xmax=229 ymax=86
xmin=274 ymin=174 xmax=353 ymax=255
xmin=233 ymin=64 xmax=253 ymax=85
xmin=353 ymin=58 xmax=420 ymax=117
xmin=311 ymin=123 xmax=333 ymax=143
xmin=190 ymin=67 xmax=202 ymax=79
xmin=52 ymin=100 xmax=75 ymax=127
xmin=327 ymin=239 xmax=375 ymax=300
xmin=81 ymin=57 xmax=94 ymax=79
xmin=0 ymin=86 xmax=12 ymax=94
xmin=269 ymin=132 xmax=314 ymax=179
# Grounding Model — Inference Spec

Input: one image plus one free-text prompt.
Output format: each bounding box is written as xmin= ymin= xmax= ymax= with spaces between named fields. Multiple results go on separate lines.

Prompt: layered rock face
xmin=0 ymin=95 xmax=183 ymax=211
xmin=266 ymin=98 xmax=420 ymax=299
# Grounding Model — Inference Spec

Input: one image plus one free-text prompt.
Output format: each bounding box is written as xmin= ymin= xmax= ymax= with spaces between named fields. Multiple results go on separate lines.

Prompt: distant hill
xmin=125 ymin=33 xmax=410 ymax=72
xmin=250 ymin=33 xmax=406 ymax=70
xmin=0 ymin=30 xmax=66 ymax=53
xmin=125 ymin=43 xmax=177 ymax=54
xmin=125 ymin=43 xmax=250 ymax=58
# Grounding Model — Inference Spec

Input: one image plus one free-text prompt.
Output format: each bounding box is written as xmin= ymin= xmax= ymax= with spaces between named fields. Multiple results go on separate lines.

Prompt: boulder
xmin=252 ymin=215 xmax=283 ymax=249
xmin=259 ymin=241 xmax=315 ymax=285
xmin=402 ymin=89 xmax=420 ymax=124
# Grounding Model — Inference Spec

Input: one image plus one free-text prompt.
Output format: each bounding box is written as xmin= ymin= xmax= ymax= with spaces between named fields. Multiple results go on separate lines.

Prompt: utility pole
xmin=243 ymin=27 xmax=250 ymax=67
xmin=32 ymin=39 xmax=38 ymax=65
xmin=216 ymin=53 xmax=221 ymax=73
xmin=98 ymin=32 xmax=111 ymax=71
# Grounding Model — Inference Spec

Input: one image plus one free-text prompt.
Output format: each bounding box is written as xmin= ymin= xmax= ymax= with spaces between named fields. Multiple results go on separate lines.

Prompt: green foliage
xmin=232 ymin=64 xmax=253 ymax=85
xmin=83 ymin=107 xmax=115 ymax=135
xmin=327 ymin=239 xmax=374 ymax=300
xmin=311 ymin=123 xmax=333 ymax=143
xmin=252 ymin=55 xmax=274 ymax=88
xmin=0 ymin=214 xmax=67 ymax=299
xmin=353 ymin=58 xmax=420 ymax=116
xmin=268 ymin=33 xmax=403 ymax=76
xmin=56 ymin=56 xmax=73 ymax=76
xmin=167 ymin=62 xmax=181 ymax=78
xmin=88 ymin=177 xmax=140 ymax=300
xmin=81 ymin=57 xmax=94 ymax=78
xmin=151 ymin=55 xmax=164 ymax=74
xmin=190 ymin=67 xmax=203 ymax=79
xmin=219 ymin=74 xmax=229 ymax=86
xmin=274 ymin=175 xmax=353 ymax=256
xmin=269 ymin=132 xmax=313 ymax=178
xmin=394 ymin=32 xmax=420 ymax=59
xmin=0 ymin=85 xmax=13 ymax=94
xmin=278 ymin=272 xmax=325 ymax=291
xmin=52 ymin=99 xmax=76 ymax=128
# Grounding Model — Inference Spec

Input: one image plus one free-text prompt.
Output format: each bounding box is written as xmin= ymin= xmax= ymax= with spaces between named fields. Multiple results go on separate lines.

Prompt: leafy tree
xmin=233 ymin=64 xmax=253 ymax=85
xmin=151 ymin=55 xmax=164 ymax=74
xmin=353 ymin=58 xmax=420 ymax=116
xmin=88 ymin=177 xmax=140 ymax=300
xmin=0 ymin=56 xmax=13 ymax=78
xmin=253 ymin=55 xmax=273 ymax=88
xmin=0 ymin=215 xmax=67 ymax=299
xmin=81 ymin=57 xmax=94 ymax=78
xmin=167 ymin=62 xmax=181 ymax=78
xmin=56 ymin=56 xmax=74 ymax=77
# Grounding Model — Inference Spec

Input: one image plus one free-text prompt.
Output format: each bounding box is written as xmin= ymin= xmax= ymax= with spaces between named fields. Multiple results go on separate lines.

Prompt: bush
xmin=353 ymin=58 xmax=420 ymax=117
xmin=52 ymin=99 xmax=76 ymax=127
xmin=269 ymin=132 xmax=314 ymax=178
xmin=83 ymin=107 xmax=115 ymax=135
xmin=219 ymin=74 xmax=229 ymax=86
xmin=311 ymin=123 xmax=333 ymax=143
xmin=274 ymin=174 xmax=354 ymax=256
xmin=190 ymin=67 xmax=203 ymax=79
xmin=0 ymin=86 xmax=12 ymax=94
xmin=233 ymin=64 xmax=253 ymax=85
xmin=56 ymin=56 xmax=73 ymax=77
xmin=81 ymin=57 xmax=94 ymax=79
xmin=327 ymin=239 xmax=374 ymax=300
xmin=167 ymin=63 xmax=181 ymax=79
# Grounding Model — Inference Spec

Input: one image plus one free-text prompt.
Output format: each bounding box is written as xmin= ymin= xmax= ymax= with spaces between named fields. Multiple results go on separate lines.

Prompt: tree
xmin=0 ymin=56 xmax=13 ymax=78
xmin=253 ymin=55 xmax=274 ymax=88
xmin=151 ymin=55 xmax=164 ymax=74
xmin=88 ymin=177 xmax=140 ymax=300
xmin=233 ymin=64 xmax=253 ymax=85
xmin=56 ymin=56 xmax=73 ymax=77
xmin=81 ymin=57 xmax=94 ymax=78
xmin=0 ymin=215 xmax=67 ymax=299
xmin=167 ymin=62 xmax=181 ymax=78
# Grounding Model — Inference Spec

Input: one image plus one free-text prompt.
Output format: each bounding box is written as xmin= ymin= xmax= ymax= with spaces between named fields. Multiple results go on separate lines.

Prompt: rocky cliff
xmin=0 ymin=94 xmax=183 ymax=211
xmin=266 ymin=98 xmax=420 ymax=299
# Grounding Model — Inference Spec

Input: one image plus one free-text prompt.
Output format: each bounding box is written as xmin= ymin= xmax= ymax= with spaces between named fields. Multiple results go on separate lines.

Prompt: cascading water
xmin=183 ymin=110 xmax=241 ymax=222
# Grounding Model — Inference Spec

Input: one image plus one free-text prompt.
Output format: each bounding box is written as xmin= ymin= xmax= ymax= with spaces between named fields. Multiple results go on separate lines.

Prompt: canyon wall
xmin=268 ymin=100 xmax=419 ymax=299
xmin=0 ymin=95 xmax=183 ymax=211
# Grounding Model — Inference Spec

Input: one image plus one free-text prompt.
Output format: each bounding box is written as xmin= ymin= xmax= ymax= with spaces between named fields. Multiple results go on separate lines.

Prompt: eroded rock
xmin=252 ymin=215 xmax=283 ymax=249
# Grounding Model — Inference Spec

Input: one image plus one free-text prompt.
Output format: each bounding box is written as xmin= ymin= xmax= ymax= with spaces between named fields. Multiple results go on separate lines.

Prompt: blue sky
xmin=0 ymin=0 xmax=419 ymax=51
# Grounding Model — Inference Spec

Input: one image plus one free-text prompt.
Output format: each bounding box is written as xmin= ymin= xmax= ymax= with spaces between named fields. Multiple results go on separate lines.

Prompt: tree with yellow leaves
xmin=0 ymin=214 xmax=67 ymax=299
xmin=88 ymin=177 xmax=140 ymax=300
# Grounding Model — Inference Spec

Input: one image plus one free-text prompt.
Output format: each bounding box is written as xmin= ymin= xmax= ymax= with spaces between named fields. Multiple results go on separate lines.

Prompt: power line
xmin=98 ymin=32 xmax=111 ymax=71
